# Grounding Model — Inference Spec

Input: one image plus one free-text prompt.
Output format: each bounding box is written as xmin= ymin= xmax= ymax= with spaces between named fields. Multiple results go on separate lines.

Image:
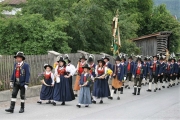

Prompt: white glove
xmin=124 ymin=77 xmax=126 ymax=81
xmin=143 ymin=78 xmax=146 ymax=81
xmin=132 ymin=75 xmax=135 ymax=78
xmin=10 ymin=82 xmax=13 ymax=88
xmin=24 ymin=85 xmax=28 ymax=90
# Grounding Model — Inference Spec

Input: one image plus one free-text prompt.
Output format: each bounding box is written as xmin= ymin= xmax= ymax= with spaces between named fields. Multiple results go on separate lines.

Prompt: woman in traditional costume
xmin=52 ymin=57 xmax=75 ymax=106
xmin=92 ymin=58 xmax=110 ymax=104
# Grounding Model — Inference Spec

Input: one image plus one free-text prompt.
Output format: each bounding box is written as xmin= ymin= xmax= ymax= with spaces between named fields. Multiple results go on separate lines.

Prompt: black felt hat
xmin=44 ymin=64 xmax=53 ymax=70
xmin=14 ymin=51 xmax=25 ymax=60
xmin=97 ymin=58 xmax=105 ymax=65
xmin=82 ymin=64 xmax=91 ymax=70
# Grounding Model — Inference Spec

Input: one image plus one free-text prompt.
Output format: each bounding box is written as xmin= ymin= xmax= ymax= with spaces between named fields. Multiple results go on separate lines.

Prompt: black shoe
xmin=154 ymin=89 xmax=156 ymax=92
xmin=132 ymin=88 xmax=137 ymax=95
xmin=76 ymin=105 xmax=81 ymax=108
xmin=117 ymin=97 xmax=120 ymax=100
xmin=128 ymin=87 xmax=130 ymax=89
xmin=146 ymin=89 xmax=151 ymax=92
xmin=85 ymin=105 xmax=89 ymax=107
xmin=52 ymin=102 xmax=56 ymax=106
xmin=108 ymin=96 xmax=113 ymax=100
xmin=92 ymin=100 xmax=96 ymax=104
xmin=137 ymin=88 xmax=141 ymax=95
xmin=125 ymin=85 xmax=128 ymax=88
xmin=74 ymin=94 xmax=78 ymax=97
xmin=162 ymin=86 xmax=165 ymax=88
xmin=19 ymin=108 xmax=24 ymax=113
xmin=167 ymin=86 xmax=169 ymax=88
xmin=46 ymin=100 xmax=51 ymax=104
xmin=5 ymin=108 xmax=14 ymax=113
xmin=61 ymin=102 xmax=65 ymax=105
xmin=99 ymin=100 xmax=103 ymax=104
xmin=5 ymin=101 xmax=15 ymax=113
xmin=156 ymin=88 xmax=158 ymax=90
xmin=173 ymin=83 xmax=175 ymax=86
xmin=141 ymin=83 xmax=144 ymax=86
xmin=114 ymin=90 xmax=117 ymax=94
xmin=37 ymin=101 xmax=42 ymax=104
xmin=159 ymin=88 xmax=161 ymax=90
xmin=120 ymin=91 xmax=123 ymax=94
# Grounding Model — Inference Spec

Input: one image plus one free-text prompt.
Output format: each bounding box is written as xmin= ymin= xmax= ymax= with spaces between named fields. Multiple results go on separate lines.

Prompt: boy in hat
xmin=142 ymin=57 xmax=149 ymax=86
xmin=76 ymin=64 xmax=93 ymax=108
xmin=125 ymin=56 xmax=134 ymax=89
xmin=170 ymin=58 xmax=178 ymax=86
xmin=165 ymin=59 xmax=172 ymax=88
xmin=120 ymin=55 xmax=127 ymax=94
xmin=177 ymin=59 xmax=180 ymax=85
xmin=147 ymin=55 xmax=160 ymax=92
xmin=74 ymin=55 xmax=87 ymax=97
xmin=37 ymin=64 xmax=54 ymax=104
xmin=132 ymin=58 xmax=146 ymax=95
xmin=108 ymin=56 xmax=124 ymax=100
xmin=5 ymin=51 xmax=30 ymax=113
xmin=157 ymin=56 xmax=166 ymax=90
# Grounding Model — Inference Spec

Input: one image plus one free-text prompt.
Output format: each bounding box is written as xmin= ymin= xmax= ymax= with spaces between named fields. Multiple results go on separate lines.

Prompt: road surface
xmin=0 ymin=83 xmax=179 ymax=120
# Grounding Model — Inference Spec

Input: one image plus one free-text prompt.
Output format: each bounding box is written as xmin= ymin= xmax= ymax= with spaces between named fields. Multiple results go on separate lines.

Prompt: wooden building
xmin=132 ymin=31 xmax=172 ymax=56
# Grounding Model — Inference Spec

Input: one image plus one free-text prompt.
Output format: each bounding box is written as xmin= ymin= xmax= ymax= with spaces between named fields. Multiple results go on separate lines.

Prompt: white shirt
xmin=45 ymin=71 xmax=54 ymax=84
xmin=17 ymin=61 xmax=23 ymax=66
xmin=117 ymin=63 xmax=120 ymax=66
xmin=66 ymin=63 xmax=76 ymax=76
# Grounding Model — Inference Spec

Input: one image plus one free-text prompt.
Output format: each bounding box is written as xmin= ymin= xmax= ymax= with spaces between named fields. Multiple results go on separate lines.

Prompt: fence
xmin=0 ymin=53 xmax=115 ymax=91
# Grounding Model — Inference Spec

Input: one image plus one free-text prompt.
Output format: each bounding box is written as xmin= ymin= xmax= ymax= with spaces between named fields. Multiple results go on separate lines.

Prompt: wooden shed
xmin=132 ymin=31 xmax=172 ymax=56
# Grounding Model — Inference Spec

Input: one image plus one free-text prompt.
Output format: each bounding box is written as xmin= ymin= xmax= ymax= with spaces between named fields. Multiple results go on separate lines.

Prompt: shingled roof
xmin=1 ymin=0 xmax=26 ymax=5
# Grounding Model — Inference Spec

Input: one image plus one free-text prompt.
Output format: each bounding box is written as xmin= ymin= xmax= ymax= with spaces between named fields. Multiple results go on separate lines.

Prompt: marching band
xmin=5 ymin=51 xmax=180 ymax=113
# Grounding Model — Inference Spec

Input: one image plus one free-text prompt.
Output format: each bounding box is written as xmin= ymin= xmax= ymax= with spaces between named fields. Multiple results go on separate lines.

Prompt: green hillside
xmin=154 ymin=0 xmax=180 ymax=20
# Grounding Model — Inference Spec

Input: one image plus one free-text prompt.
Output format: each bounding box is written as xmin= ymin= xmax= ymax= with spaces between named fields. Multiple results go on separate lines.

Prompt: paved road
xmin=0 ymin=83 xmax=180 ymax=120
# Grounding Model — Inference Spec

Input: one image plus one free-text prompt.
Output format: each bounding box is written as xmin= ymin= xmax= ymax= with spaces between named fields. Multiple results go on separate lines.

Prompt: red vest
xmin=58 ymin=67 xmax=66 ymax=75
xmin=136 ymin=66 xmax=141 ymax=75
xmin=127 ymin=62 xmax=131 ymax=71
xmin=153 ymin=63 xmax=156 ymax=72
xmin=78 ymin=62 xmax=85 ymax=74
xmin=15 ymin=64 xmax=20 ymax=78
xmin=44 ymin=73 xmax=51 ymax=79
xmin=97 ymin=67 xmax=104 ymax=75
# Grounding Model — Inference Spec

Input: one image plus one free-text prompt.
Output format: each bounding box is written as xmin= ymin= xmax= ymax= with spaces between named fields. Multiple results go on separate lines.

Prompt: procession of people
xmin=5 ymin=51 xmax=180 ymax=113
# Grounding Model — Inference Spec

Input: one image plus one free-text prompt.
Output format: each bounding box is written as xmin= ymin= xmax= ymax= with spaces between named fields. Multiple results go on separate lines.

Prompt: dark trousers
xmin=177 ymin=74 xmax=180 ymax=79
xmin=127 ymin=72 xmax=132 ymax=81
xmin=12 ymin=83 xmax=25 ymax=100
xmin=134 ymin=76 xmax=142 ymax=87
xmin=150 ymin=73 xmax=158 ymax=84
xmin=158 ymin=75 xmax=163 ymax=83
xmin=164 ymin=74 xmax=170 ymax=82
xmin=171 ymin=75 xmax=176 ymax=81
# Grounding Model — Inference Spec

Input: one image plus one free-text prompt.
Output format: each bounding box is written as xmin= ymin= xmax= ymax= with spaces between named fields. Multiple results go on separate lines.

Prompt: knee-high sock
xmin=148 ymin=82 xmax=152 ymax=90
xmin=93 ymin=96 xmax=96 ymax=101
xmin=162 ymin=81 xmax=165 ymax=86
xmin=110 ymin=89 xmax=115 ymax=97
xmin=154 ymin=83 xmax=158 ymax=89
xmin=117 ymin=90 xmax=120 ymax=97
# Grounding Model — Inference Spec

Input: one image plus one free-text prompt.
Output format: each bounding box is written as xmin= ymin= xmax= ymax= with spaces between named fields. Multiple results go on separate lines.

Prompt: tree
xmin=0 ymin=14 xmax=71 ymax=54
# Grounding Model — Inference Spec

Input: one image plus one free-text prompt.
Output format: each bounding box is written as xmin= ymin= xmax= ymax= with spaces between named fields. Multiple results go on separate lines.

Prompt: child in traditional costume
xmin=108 ymin=56 xmax=124 ymax=100
xmin=76 ymin=64 xmax=93 ymax=108
xmin=37 ymin=64 xmax=54 ymax=104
